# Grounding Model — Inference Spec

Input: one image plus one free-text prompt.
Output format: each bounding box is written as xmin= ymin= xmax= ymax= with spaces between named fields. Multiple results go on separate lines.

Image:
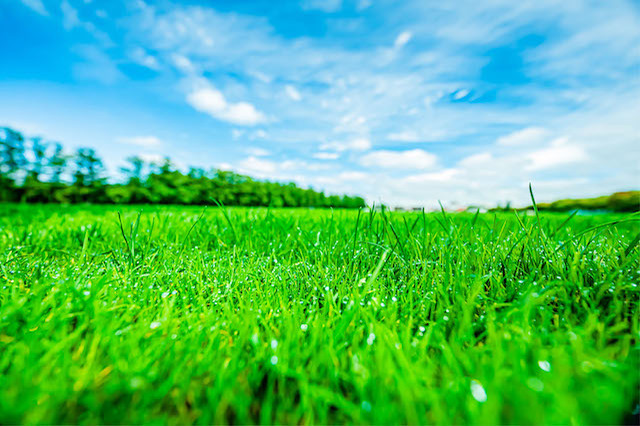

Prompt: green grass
xmin=0 ymin=203 xmax=638 ymax=424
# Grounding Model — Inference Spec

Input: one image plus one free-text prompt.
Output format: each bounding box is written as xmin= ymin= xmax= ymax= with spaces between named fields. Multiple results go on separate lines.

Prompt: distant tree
xmin=159 ymin=157 xmax=173 ymax=175
xmin=0 ymin=126 xmax=369 ymax=208
xmin=121 ymin=156 xmax=146 ymax=185
xmin=27 ymin=137 xmax=48 ymax=182
xmin=73 ymin=148 xmax=104 ymax=186
xmin=48 ymin=143 xmax=68 ymax=183
xmin=0 ymin=127 xmax=26 ymax=182
xmin=188 ymin=167 xmax=206 ymax=179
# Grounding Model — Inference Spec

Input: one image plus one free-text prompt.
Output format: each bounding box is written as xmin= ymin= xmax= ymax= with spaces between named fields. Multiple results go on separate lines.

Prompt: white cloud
xmin=73 ymin=45 xmax=123 ymax=84
xmin=338 ymin=171 xmax=368 ymax=180
xmin=313 ymin=152 xmax=340 ymax=160
xmin=20 ymin=0 xmax=48 ymax=15
xmin=130 ymin=48 xmax=160 ymax=70
xmin=320 ymin=137 xmax=371 ymax=152
xmin=60 ymin=0 xmax=79 ymax=30
xmin=356 ymin=0 xmax=372 ymax=11
xmin=186 ymin=79 xmax=266 ymax=126
xmin=452 ymin=89 xmax=470 ymax=100
xmin=285 ymin=85 xmax=302 ymax=101
xmin=250 ymin=71 xmax=272 ymax=83
xmin=394 ymin=31 xmax=412 ymax=48
xmin=526 ymin=137 xmax=588 ymax=170
xmin=246 ymin=147 xmax=270 ymax=157
xmin=334 ymin=114 xmax=368 ymax=134
xmin=405 ymin=168 xmax=458 ymax=183
xmin=301 ymin=0 xmax=342 ymax=13
xmin=387 ymin=130 xmax=420 ymax=142
xmin=458 ymin=152 xmax=493 ymax=167
xmin=361 ymin=149 xmax=437 ymax=169
xmin=138 ymin=153 xmax=166 ymax=164
xmin=171 ymin=54 xmax=195 ymax=73
xmin=238 ymin=156 xmax=277 ymax=175
xmin=235 ymin=156 xmax=329 ymax=179
xmin=117 ymin=136 xmax=163 ymax=148
xmin=251 ymin=129 xmax=268 ymax=139
xmin=497 ymin=127 xmax=549 ymax=146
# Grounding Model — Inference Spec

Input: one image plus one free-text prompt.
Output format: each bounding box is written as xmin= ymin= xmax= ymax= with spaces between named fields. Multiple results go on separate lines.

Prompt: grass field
xmin=0 ymin=203 xmax=638 ymax=424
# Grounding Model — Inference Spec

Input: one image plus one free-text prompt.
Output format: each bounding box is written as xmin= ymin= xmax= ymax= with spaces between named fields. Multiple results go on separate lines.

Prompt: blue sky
xmin=1 ymin=0 xmax=639 ymax=207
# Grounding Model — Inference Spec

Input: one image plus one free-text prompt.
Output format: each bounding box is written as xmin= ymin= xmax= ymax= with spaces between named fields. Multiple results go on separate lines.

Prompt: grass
xmin=0 ymin=202 xmax=638 ymax=424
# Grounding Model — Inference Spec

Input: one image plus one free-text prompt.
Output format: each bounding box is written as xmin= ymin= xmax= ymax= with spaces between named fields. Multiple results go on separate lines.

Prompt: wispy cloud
xmin=320 ymin=138 xmax=371 ymax=152
xmin=285 ymin=85 xmax=302 ymax=101
xmin=394 ymin=31 xmax=412 ymax=48
xmin=186 ymin=79 xmax=266 ymax=126
xmin=20 ymin=0 xmax=47 ymax=16
xmin=246 ymin=147 xmax=270 ymax=157
xmin=301 ymin=0 xmax=342 ymax=13
xmin=497 ymin=127 xmax=549 ymax=146
xmin=361 ymin=149 xmax=437 ymax=170
xmin=72 ymin=45 xmax=123 ymax=84
xmin=60 ymin=0 xmax=80 ymax=30
xmin=313 ymin=152 xmax=340 ymax=160
xmin=118 ymin=136 xmax=163 ymax=148
xmin=526 ymin=138 xmax=588 ymax=171
xmin=130 ymin=48 xmax=160 ymax=71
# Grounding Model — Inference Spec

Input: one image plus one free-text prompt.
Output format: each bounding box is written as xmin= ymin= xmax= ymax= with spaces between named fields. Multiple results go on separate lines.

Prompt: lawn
xmin=0 ymin=203 xmax=638 ymax=424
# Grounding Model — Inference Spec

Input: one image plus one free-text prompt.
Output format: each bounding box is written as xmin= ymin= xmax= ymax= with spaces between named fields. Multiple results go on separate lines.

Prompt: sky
xmin=1 ymin=0 xmax=639 ymax=208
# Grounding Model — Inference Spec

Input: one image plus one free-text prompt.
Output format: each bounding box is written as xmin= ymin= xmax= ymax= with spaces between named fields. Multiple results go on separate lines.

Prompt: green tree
xmin=0 ymin=126 xmax=369 ymax=208
xmin=27 ymin=137 xmax=48 ymax=182
xmin=73 ymin=148 xmax=104 ymax=186
xmin=0 ymin=127 xmax=26 ymax=182
xmin=121 ymin=156 xmax=146 ymax=185
xmin=48 ymin=143 xmax=68 ymax=183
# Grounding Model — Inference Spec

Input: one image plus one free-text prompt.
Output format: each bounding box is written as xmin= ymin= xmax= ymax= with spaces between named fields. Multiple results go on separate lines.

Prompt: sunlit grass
xmin=0 ymin=203 xmax=638 ymax=424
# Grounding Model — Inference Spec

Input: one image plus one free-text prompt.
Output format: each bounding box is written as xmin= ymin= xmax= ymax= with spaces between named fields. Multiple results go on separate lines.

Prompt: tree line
xmin=0 ymin=127 xmax=366 ymax=208
xmin=531 ymin=191 xmax=639 ymax=213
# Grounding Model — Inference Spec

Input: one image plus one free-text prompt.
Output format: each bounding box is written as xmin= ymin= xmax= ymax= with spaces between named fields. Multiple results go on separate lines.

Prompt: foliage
xmin=0 ymin=127 xmax=365 ymax=208
xmin=491 ymin=191 xmax=640 ymax=213
xmin=0 ymin=204 xmax=638 ymax=424
xmin=534 ymin=191 xmax=640 ymax=212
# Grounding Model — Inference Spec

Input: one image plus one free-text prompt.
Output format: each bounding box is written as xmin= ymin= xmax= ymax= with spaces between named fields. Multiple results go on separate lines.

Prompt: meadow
xmin=0 ymin=202 xmax=638 ymax=424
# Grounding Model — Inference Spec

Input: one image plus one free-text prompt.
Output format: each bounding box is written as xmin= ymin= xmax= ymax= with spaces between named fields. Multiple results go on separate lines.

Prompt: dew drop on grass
xmin=300 ymin=324 xmax=308 ymax=331
xmin=367 ymin=333 xmax=376 ymax=345
xmin=83 ymin=291 xmax=90 ymax=296
xmin=270 ymin=355 xmax=278 ymax=365
xmin=470 ymin=380 xmax=487 ymax=403
xmin=527 ymin=377 xmax=544 ymax=392
xmin=130 ymin=377 xmax=144 ymax=389
xmin=538 ymin=360 xmax=551 ymax=372
xmin=161 ymin=292 xmax=169 ymax=298
xmin=361 ymin=400 xmax=372 ymax=412
xmin=150 ymin=321 xmax=161 ymax=329
xmin=271 ymin=339 xmax=278 ymax=350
